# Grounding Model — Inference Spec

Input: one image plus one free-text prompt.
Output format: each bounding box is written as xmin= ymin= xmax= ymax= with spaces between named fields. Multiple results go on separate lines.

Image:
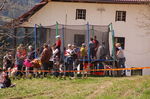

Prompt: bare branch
xmin=0 ymin=0 xmax=7 ymax=11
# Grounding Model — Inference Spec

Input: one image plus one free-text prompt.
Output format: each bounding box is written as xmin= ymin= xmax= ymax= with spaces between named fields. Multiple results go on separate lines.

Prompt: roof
xmin=6 ymin=0 xmax=150 ymax=27
xmin=54 ymin=0 xmax=150 ymax=4
xmin=19 ymin=0 xmax=48 ymax=23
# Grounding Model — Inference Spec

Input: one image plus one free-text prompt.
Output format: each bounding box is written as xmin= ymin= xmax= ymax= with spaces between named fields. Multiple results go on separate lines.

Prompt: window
xmin=74 ymin=34 xmax=85 ymax=47
xmin=115 ymin=37 xmax=125 ymax=49
xmin=76 ymin=9 xmax=86 ymax=20
xmin=131 ymin=69 xmax=142 ymax=76
xmin=115 ymin=11 xmax=126 ymax=21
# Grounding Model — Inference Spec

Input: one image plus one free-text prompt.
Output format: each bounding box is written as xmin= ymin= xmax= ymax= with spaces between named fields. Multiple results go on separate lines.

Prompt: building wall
xmin=22 ymin=1 xmax=150 ymax=75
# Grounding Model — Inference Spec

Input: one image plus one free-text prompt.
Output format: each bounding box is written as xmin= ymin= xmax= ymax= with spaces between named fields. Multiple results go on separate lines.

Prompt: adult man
xmin=93 ymin=36 xmax=99 ymax=56
xmin=96 ymin=41 xmax=106 ymax=59
xmin=41 ymin=44 xmax=52 ymax=76
xmin=89 ymin=37 xmax=95 ymax=59
xmin=95 ymin=42 xmax=106 ymax=75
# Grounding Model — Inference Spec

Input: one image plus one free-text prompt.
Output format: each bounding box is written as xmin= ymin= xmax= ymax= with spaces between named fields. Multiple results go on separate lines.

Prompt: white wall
xmin=22 ymin=2 xmax=150 ymax=75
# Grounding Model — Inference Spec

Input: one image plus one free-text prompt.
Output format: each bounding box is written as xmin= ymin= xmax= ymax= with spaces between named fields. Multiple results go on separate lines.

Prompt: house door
xmin=74 ymin=34 xmax=85 ymax=47
xmin=115 ymin=37 xmax=125 ymax=49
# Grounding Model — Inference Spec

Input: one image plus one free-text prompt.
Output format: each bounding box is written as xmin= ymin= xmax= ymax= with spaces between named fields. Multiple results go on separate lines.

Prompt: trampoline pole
xmin=56 ymin=22 xmax=59 ymax=38
xmin=109 ymin=23 xmax=116 ymax=76
xmin=92 ymin=25 xmax=94 ymax=38
xmin=34 ymin=24 xmax=37 ymax=58
xmin=87 ymin=22 xmax=90 ymax=77
xmin=62 ymin=25 xmax=65 ymax=76
xmin=87 ymin=22 xmax=90 ymax=61
xmin=110 ymin=23 xmax=116 ymax=61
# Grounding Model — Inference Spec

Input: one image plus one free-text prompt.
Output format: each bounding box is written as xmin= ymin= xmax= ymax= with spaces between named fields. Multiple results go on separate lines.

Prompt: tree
xmin=0 ymin=0 xmax=7 ymax=11
xmin=0 ymin=0 xmax=40 ymax=67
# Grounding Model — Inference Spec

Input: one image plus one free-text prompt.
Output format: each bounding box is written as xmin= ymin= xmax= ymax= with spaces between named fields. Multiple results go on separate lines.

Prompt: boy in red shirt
xmin=55 ymin=35 xmax=61 ymax=48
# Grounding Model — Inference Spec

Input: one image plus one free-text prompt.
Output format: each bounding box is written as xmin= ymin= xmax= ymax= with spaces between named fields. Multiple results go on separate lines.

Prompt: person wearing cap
xmin=51 ymin=44 xmax=61 ymax=77
xmin=79 ymin=43 xmax=87 ymax=71
xmin=115 ymin=43 xmax=126 ymax=76
xmin=55 ymin=35 xmax=61 ymax=63
xmin=55 ymin=35 xmax=61 ymax=48
xmin=80 ymin=43 xmax=87 ymax=58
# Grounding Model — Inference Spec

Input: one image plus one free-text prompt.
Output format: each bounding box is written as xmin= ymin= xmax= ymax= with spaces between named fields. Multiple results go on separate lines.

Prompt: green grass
xmin=0 ymin=76 xmax=150 ymax=99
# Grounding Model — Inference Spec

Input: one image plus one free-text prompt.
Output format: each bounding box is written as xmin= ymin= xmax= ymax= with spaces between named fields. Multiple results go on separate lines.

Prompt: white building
xmin=17 ymin=0 xmax=150 ymax=76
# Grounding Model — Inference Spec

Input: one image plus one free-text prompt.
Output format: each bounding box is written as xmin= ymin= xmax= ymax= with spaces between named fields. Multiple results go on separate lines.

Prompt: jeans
xmin=16 ymin=65 xmax=23 ymax=76
xmin=0 ymin=83 xmax=5 ymax=88
xmin=42 ymin=62 xmax=50 ymax=76
xmin=118 ymin=58 xmax=126 ymax=75
xmin=65 ymin=57 xmax=74 ymax=77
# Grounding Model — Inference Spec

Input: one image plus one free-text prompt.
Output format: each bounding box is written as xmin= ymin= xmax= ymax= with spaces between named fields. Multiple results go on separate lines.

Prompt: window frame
xmin=131 ymin=68 xmax=142 ymax=76
xmin=115 ymin=11 xmax=126 ymax=22
xmin=76 ymin=9 xmax=86 ymax=20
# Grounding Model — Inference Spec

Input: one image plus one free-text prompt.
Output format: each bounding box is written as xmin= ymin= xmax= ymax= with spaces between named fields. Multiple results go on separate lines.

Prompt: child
xmin=0 ymin=69 xmax=11 ymax=88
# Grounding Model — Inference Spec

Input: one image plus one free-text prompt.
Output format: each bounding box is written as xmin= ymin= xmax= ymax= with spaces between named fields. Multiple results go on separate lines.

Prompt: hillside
xmin=0 ymin=76 xmax=150 ymax=99
xmin=0 ymin=0 xmax=41 ymax=25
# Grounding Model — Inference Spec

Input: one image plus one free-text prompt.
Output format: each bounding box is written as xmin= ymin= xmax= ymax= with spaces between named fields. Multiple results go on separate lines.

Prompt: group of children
xmin=2 ymin=35 xmax=126 ymax=83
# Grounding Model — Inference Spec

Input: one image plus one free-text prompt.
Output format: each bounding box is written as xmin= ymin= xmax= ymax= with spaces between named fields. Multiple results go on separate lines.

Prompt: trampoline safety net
xmin=15 ymin=24 xmax=111 ymax=59
xmin=45 ymin=24 xmax=110 ymax=58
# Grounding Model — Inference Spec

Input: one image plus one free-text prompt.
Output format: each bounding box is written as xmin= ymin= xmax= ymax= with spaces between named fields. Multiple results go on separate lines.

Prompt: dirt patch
xmin=123 ymin=89 xmax=132 ymax=96
xmin=86 ymin=81 xmax=113 ymax=99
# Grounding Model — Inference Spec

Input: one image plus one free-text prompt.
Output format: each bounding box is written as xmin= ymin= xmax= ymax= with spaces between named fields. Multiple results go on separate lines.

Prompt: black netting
xmin=15 ymin=24 xmax=111 ymax=59
xmin=46 ymin=24 xmax=110 ymax=58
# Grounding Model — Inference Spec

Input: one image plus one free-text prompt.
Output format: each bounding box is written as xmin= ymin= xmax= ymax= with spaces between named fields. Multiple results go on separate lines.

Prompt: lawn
xmin=0 ymin=76 xmax=150 ymax=99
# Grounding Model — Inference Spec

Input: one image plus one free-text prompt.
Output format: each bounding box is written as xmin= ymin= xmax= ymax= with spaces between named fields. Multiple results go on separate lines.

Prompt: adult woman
xmin=115 ymin=43 xmax=126 ymax=76
xmin=15 ymin=44 xmax=27 ymax=76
